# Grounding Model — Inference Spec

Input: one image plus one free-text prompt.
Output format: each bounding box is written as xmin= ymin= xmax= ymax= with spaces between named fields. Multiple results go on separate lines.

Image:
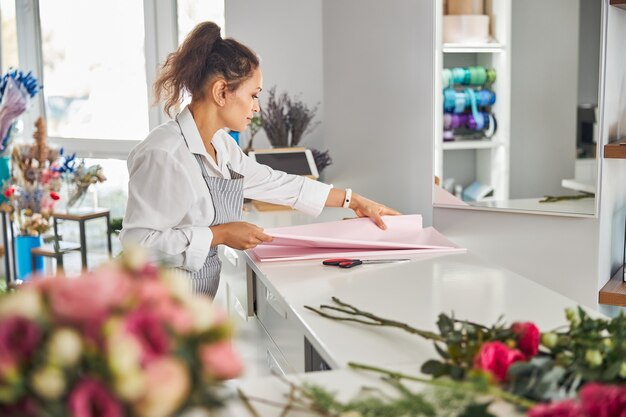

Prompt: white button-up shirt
xmin=120 ymin=106 xmax=331 ymax=272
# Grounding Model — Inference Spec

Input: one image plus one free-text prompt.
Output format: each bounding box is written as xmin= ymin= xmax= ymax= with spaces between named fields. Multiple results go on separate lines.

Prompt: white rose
xmin=0 ymin=288 xmax=43 ymax=320
xmin=160 ymin=269 xmax=192 ymax=301
xmin=31 ymin=367 xmax=65 ymax=400
xmin=186 ymin=297 xmax=217 ymax=332
xmin=108 ymin=332 xmax=142 ymax=376
xmin=48 ymin=328 xmax=83 ymax=367
xmin=114 ymin=370 xmax=146 ymax=401
xmin=121 ymin=244 xmax=149 ymax=271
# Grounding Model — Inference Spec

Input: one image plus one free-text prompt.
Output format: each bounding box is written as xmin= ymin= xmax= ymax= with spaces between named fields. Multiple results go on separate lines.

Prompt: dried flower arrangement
xmin=258 ymin=87 xmax=331 ymax=173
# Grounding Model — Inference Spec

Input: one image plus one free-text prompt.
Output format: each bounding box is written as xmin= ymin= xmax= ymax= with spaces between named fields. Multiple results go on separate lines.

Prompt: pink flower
xmin=580 ymin=383 xmax=626 ymax=417
xmin=68 ymin=378 xmax=123 ymax=417
xmin=47 ymin=270 xmax=130 ymax=323
xmin=0 ymin=315 xmax=40 ymax=366
xmin=199 ymin=341 xmax=243 ymax=380
xmin=528 ymin=400 xmax=582 ymax=417
xmin=134 ymin=358 xmax=190 ymax=417
xmin=156 ymin=301 xmax=194 ymax=334
xmin=124 ymin=310 xmax=170 ymax=365
xmin=511 ymin=321 xmax=540 ymax=358
xmin=473 ymin=341 xmax=525 ymax=382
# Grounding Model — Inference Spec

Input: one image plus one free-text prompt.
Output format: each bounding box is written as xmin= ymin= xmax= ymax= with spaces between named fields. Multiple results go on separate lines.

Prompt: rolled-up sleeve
xmin=237 ymin=149 xmax=331 ymax=217
xmin=120 ymin=149 xmax=212 ymax=272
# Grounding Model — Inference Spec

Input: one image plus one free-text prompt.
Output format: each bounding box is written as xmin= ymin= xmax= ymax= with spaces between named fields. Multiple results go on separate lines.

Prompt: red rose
xmin=49 ymin=191 xmax=60 ymax=201
xmin=511 ymin=321 xmax=540 ymax=358
xmin=580 ymin=383 xmax=626 ymax=417
xmin=528 ymin=400 xmax=582 ymax=417
xmin=4 ymin=187 xmax=15 ymax=198
xmin=473 ymin=341 xmax=525 ymax=382
xmin=0 ymin=315 xmax=41 ymax=366
xmin=68 ymin=378 xmax=123 ymax=417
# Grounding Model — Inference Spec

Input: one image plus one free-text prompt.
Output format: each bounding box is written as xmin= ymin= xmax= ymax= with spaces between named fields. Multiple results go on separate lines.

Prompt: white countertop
xmin=241 ymin=205 xmax=581 ymax=370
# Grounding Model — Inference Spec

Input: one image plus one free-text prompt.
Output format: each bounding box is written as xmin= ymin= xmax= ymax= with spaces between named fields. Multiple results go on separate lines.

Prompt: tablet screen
xmin=253 ymin=152 xmax=313 ymax=176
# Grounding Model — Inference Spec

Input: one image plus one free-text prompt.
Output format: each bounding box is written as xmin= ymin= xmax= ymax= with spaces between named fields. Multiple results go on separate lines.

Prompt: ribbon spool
xmin=443 ymin=112 xmax=497 ymax=138
xmin=444 ymin=66 xmax=495 ymax=86
xmin=443 ymin=88 xmax=496 ymax=113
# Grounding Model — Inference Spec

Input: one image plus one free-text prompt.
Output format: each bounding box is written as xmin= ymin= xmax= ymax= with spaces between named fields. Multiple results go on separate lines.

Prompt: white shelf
xmin=442 ymin=140 xmax=503 ymax=150
xmin=443 ymin=42 xmax=505 ymax=53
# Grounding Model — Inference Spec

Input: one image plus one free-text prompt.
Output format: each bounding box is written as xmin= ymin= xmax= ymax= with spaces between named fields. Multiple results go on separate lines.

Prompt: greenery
xmin=305 ymin=298 xmax=626 ymax=409
xmin=239 ymin=370 xmax=500 ymax=417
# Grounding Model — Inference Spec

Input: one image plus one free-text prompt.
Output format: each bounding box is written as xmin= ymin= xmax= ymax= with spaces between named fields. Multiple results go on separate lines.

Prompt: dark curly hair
xmin=154 ymin=21 xmax=259 ymax=116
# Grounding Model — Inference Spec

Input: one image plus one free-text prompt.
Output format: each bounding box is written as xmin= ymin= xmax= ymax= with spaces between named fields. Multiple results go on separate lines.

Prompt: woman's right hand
xmin=210 ymin=221 xmax=273 ymax=250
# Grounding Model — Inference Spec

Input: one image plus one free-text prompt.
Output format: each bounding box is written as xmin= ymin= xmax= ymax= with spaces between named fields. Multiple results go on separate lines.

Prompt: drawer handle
xmin=224 ymin=247 xmax=238 ymax=267
xmin=265 ymin=288 xmax=287 ymax=319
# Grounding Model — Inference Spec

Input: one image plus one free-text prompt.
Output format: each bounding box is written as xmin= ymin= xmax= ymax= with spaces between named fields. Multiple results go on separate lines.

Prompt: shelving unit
xmin=610 ymin=0 xmax=626 ymax=10
xmin=434 ymin=0 xmax=512 ymax=202
xmin=603 ymin=138 xmax=626 ymax=158
xmin=599 ymin=265 xmax=626 ymax=306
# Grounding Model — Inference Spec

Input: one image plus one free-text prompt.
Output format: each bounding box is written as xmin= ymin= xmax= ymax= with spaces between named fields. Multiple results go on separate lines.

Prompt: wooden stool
xmin=31 ymin=241 xmax=81 ymax=275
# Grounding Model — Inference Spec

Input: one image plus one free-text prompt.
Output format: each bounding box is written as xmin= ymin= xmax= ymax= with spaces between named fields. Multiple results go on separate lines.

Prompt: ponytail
xmin=154 ymin=21 xmax=259 ymax=117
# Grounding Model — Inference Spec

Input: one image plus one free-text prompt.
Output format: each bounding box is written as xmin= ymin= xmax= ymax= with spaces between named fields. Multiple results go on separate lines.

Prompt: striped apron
xmin=176 ymin=118 xmax=244 ymax=297
xmin=189 ymin=157 xmax=244 ymax=297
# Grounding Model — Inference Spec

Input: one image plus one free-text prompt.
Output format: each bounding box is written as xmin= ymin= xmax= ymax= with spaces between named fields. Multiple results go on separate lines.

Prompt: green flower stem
xmin=304 ymin=297 xmax=444 ymax=342
xmin=348 ymin=362 xmax=536 ymax=410
xmin=237 ymin=389 xmax=317 ymax=416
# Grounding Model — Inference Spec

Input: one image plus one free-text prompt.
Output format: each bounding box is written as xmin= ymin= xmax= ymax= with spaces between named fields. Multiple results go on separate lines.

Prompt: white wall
xmin=322 ymin=0 xmax=435 ymax=221
xmin=224 ymin=1 xmax=324 ymax=151
xmin=509 ymin=0 xmax=579 ymax=199
xmin=226 ymin=0 xmax=435 ymax=221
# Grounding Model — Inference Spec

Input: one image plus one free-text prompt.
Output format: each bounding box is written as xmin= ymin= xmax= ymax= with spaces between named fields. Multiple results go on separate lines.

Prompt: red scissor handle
xmin=322 ymin=258 xmax=354 ymax=265
xmin=322 ymin=258 xmax=363 ymax=268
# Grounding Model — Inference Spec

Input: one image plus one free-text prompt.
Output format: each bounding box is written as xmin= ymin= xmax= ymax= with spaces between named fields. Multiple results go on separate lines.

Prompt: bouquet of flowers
xmin=3 ymin=118 xmax=62 ymax=236
xmin=61 ymin=159 xmax=106 ymax=209
xmin=0 ymin=70 xmax=42 ymax=155
xmin=0 ymin=248 xmax=243 ymax=417
xmin=306 ymin=298 xmax=626 ymax=416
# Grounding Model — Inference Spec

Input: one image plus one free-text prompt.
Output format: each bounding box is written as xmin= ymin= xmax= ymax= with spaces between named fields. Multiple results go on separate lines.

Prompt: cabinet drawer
xmin=219 ymin=247 xmax=253 ymax=318
xmin=254 ymin=278 xmax=305 ymax=373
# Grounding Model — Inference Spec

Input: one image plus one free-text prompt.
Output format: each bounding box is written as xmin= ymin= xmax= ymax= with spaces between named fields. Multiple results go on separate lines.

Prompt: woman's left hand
xmin=350 ymin=193 xmax=401 ymax=230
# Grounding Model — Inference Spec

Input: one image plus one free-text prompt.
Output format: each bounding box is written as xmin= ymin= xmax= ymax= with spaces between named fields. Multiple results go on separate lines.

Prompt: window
xmin=5 ymin=0 xmax=225 ymax=160
xmin=177 ymin=0 xmax=225 ymax=42
xmin=39 ymin=0 xmax=149 ymax=140
xmin=0 ymin=0 xmax=18 ymax=73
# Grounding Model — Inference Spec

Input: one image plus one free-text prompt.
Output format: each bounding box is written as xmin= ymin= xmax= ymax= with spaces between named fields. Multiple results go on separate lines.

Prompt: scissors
xmin=322 ymin=258 xmax=410 ymax=269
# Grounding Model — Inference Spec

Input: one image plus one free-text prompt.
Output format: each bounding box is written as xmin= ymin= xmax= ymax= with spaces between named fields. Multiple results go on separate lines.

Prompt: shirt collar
xmin=177 ymin=106 xmax=208 ymax=157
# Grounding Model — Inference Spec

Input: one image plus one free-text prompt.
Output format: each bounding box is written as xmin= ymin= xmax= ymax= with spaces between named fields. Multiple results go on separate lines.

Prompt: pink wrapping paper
xmin=251 ymin=215 xmax=466 ymax=262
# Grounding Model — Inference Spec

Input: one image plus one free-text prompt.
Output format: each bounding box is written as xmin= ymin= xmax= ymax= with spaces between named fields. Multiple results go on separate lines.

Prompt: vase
xmin=0 ymin=155 xmax=10 ymax=204
xmin=15 ymin=235 xmax=43 ymax=280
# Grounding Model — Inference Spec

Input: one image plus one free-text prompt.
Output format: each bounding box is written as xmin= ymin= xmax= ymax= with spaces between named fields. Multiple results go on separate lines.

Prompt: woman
xmin=121 ymin=22 xmax=399 ymax=296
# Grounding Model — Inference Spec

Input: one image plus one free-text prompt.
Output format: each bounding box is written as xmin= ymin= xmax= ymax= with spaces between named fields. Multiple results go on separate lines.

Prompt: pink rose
xmin=135 ymin=358 xmax=190 ymax=417
xmin=199 ymin=341 xmax=243 ymax=380
xmin=47 ymin=271 xmax=130 ymax=323
xmin=124 ymin=310 xmax=170 ymax=365
xmin=0 ymin=315 xmax=40 ymax=365
xmin=528 ymin=400 xmax=582 ymax=417
xmin=68 ymin=378 xmax=123 ymax=417
xmin=580 ymin=383 xmax=626 ymax=417
xmin=511 ymin=321 xmax=540 ymax=358
xmin=156 ymin=301 xmax=194 ymax=334
xmin=473 ymin=341 xmax=525 ymax=382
